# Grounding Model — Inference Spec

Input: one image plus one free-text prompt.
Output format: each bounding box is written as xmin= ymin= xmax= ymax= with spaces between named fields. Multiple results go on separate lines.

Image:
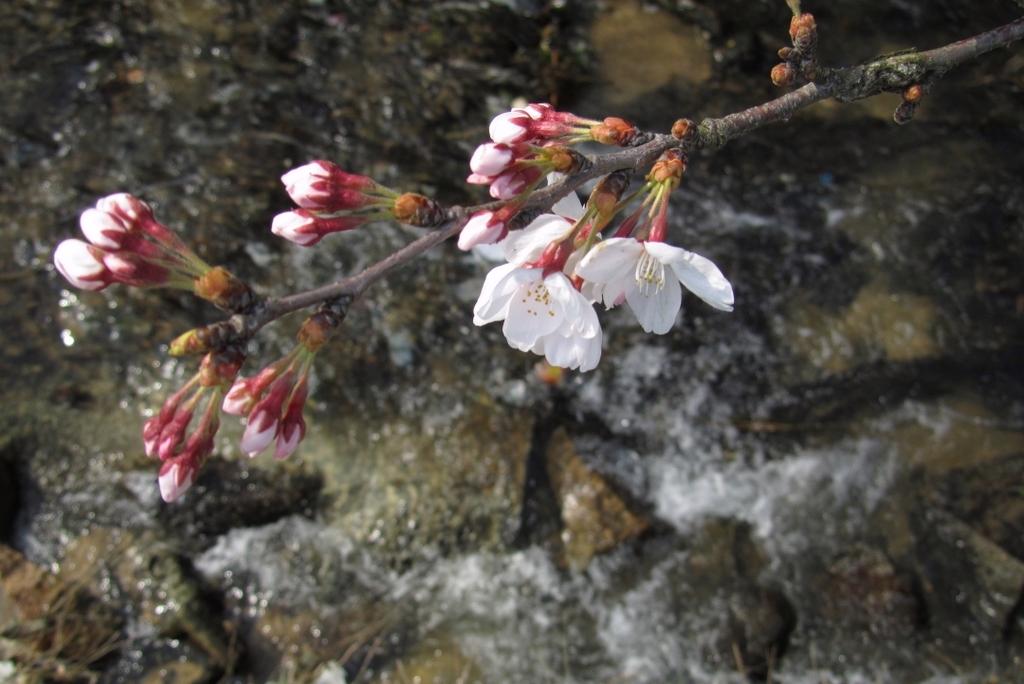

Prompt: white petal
xmin=240 ymin=413 xmax=278 ymax=456
xmin=550 ymin=189 xmax=584 ymax=221
xmin=503 ymin=214 xmax=573 ymax=266
xmin=576 ymin=333 xmax=603 ymax=372
xmin=274 ymin=424 xmax=302 ymax=460
xmin=575 ymin=238 xmax=644 ymax=283
xmin=159 ymin=462 xmax=197 ymax=503
xmin=271 ymin=211 xmax=318 ymax=246
xmin=545 ymin=273 xmax=599 ymax=338
xmin=458 ymin=212 xmax=502 ymax=251
xmin=543 ymin=326 xmax=602 ymax=371
xmin=625 ymin=271 xmax=682 ymax=334
xmin=53 ymin=239 xmax=108 ymax=290
xmin=489 ymin=112 xmax=527 ymax=144
xmin=470 ymin=143 xmax=513 ymax=177
xmin=503 ymin=281 xmax=564 ymax=349
xmin=646 ymin=242 xmax=734 ymax=311
xmin=80 ymin=209 xmax=128 ymax=249
xmin=473 ymin=263 xmax=530 ymax=324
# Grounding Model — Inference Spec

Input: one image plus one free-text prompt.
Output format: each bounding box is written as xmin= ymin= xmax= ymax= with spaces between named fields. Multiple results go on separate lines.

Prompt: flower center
xmin=520 ymin=284 xmax=556 ymax=317
xmin=634 ymin=251 xmax=665 ymax=296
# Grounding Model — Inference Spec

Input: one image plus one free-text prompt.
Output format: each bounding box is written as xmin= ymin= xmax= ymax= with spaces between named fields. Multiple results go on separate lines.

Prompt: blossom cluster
xmin=461 ymin=105 xmax=735 ymax=372
xmin=54 ymin=194 xmax=209 ymax=292
xmin=272 ymin=160 xmax=445 ymax=246
xmin=51 ymin=103 xmax=736 ymax=504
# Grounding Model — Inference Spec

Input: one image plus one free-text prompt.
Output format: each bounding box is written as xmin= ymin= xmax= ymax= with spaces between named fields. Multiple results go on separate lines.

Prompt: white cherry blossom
xmin=575 ymin=238 xmax=733 ymax=334
xmin=473 ymin=263 xmax=601 ymax=371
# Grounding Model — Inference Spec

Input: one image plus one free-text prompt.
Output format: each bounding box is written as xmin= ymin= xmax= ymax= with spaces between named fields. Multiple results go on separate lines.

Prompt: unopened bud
xmin=589 ymin=117 xmax=640 ymax=146
xmin=778 ymin=47 xmax=794 ymax=60
xmin=169 ymin=319 xmax=244 ymax=356
xmin=392 ymin=193 xmax=445 ymax=228
xmin=893 ymin=101 xmax=916 ymax=125
xmin=198 ymin=347 xmax=245 ymax=388
xmin=194 ymin=266 xmax=256 ymax=313
xmin=903 ymin=84 xmax=924 ymax=104
xmin=771 ymin=63 xmax=796 ymax=86
xmin=648 ymin=151 xmax=686 ymax=185
xmin=590 ymin=170 xmax=631 ymax=215
xmin=297 ymin=308 xmax=343 ymax=353
xmin=789 ymin=13 xmax=816 ymax=44
xmin=671 ymin=119 xmax=696 ymax=142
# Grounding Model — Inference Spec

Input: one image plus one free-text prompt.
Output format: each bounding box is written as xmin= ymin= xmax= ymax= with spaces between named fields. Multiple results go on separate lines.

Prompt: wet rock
xmin=364 ymin=633 xmax=484 ymax=684
xmin=915 ymin=510 xmax=1024 ymax=640
xmin=56 ymin=528 xmax=231 ymax=670
xmin=98 ymin=638 xmax=217 ymax=684
xmin=0 ymin=543 xmax=123 ymax=679
xmin=813 ymin=545 xmax=920 ymax=639
xmin=156 ymin=456 xmax=324 ymax=555
xmin=194 ymin=516 xmax=402 ymax=683
xmin=782 ymin=279 xmax=946 ymax=377
xmin=687 ymin=520 xmax=798 ymax=676
xmin=937 ymin=452 xmax=1024 ymax=562
xmin=590 ymin=0 xmax=711 ymax=107
xmin=545 ymin=427 xmax=649 ymax=570
xmin=724 ymin=586 xmax=796 ymax=680
xmin=316 ymin=392 xmax=533 ymax=568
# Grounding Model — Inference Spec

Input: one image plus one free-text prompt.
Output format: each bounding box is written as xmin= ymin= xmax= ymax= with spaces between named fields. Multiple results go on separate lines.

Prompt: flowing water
xmin=2 ymin=1 xmax=1024 ymax=682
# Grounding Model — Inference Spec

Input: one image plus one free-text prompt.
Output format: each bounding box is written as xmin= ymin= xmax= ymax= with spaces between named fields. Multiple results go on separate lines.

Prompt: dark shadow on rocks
xmin=157 ymin=457 xmax=324 ymax=555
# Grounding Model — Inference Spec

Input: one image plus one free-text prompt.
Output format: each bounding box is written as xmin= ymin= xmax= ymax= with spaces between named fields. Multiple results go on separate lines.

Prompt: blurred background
xmin=2 ymin=0 xmax=1024 ymax=682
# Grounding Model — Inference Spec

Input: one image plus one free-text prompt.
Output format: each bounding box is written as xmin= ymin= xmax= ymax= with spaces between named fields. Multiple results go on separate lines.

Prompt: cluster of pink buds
xmin=55 ymin=194 xmax=209 ymax=291
xmin=467 ymin=142 xmax=584 ymax=201
xmin=489 ymin=103 xmax=597 ymax=145
xmin=459 ymin=105 xmax=652 ymax=252
xmin=272 ymin=160 xmax=445 ymax=246
xmin=222 ymin=306 xmax=342 ymax=460
xmin=53 ymin=193 xmax=254 ymax=312
xmin=489 ymin=103 xmax=646 ymax=148
xmin=144 ymin=347 xmax=244 ymax=502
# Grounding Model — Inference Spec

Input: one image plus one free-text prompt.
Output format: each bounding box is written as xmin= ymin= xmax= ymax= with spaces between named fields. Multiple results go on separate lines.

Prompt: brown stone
xmin=0 ymin=543 xmax=122 ymax=669
xmin=545 ymin=428 xmax=649 ymax=570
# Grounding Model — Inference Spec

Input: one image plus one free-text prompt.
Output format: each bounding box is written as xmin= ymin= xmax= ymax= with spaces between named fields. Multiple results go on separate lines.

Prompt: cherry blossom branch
xmin=51 ymin=9 xmax=1024 ymax=502
xmin=246 ymin=13 xmax=1024 ymax=332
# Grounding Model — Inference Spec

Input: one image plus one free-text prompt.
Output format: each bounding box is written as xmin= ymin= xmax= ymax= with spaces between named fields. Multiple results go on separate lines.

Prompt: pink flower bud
xmin=95 ymin=193 xmax=154 ymax=223
xmin=53 ymin=239 xmax=112 ymax=290
xmin=222 ymin=378 xmax=257 ymax=416
xmin=102 ymin=252 xmax=172 ymax=287
xmin=489 ymin=104 xmax=583 ymax=144
xmin=489 ymin=168 xmax=541 ymax=200
xmin=282 ymin=161 xmax=380 ymax=212
xmin=158 ymin=455 xmax=200 ymax=503
xmin=271 ymin=210 xmax=369 ymax=247
xmin=274 ymin=413 xmax=305 ymax=460
xmin=240 ymin=406 xmax=279 ymax=457
xmin=274 ymin=378 xmax=308 ymax=460
xmin=458 ymin=211 xmax=507 ymax=251
xmin=80 ymin=209 xmax=130 ymax=250
xmin=469 ymin=143 xmax=515 ymax=177
xmin=143 ymin=385 xmax=191 ymax=457
xmin=489 ymin=111 xmax=531 ymax=145
xmin=157 ymin=404 xmax=196 ymax=460
xmin=271 ymin=211 xmax=319 ymax=246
